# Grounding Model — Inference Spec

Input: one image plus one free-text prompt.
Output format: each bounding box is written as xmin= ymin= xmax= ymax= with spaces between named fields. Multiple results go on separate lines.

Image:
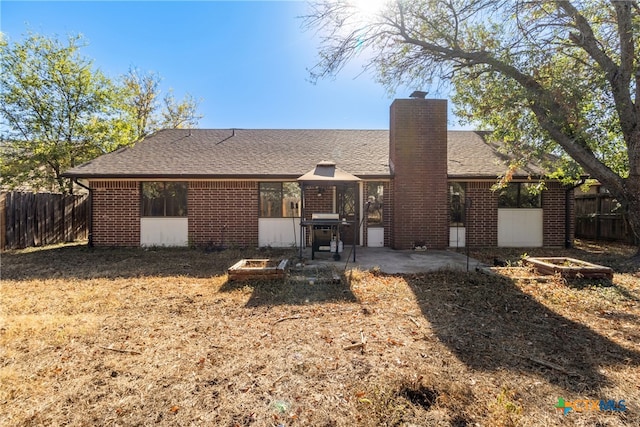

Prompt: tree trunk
xmin=625 ymin=175 xmax=640 ymax=257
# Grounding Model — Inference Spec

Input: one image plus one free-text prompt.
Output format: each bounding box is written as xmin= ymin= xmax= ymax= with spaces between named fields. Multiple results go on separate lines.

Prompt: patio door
xmin=336 ymin=184 xmax=359 ymax=245
xmin=366 ymin=181 xmax=385 ymax=247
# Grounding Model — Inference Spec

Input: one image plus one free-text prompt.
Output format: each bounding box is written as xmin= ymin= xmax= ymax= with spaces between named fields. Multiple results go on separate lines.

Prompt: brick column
xmin=389 ymin=98 xmax=449 ymax=249
xmin=466 ymin=181 xmax=498 ymax=247
xmin=543 ymin=181 xmax=568 ymax=247
xmin=91 ymin=181 xmax=140 ymax=247
xmin=188 ymin=181 xmax=258 ymax=248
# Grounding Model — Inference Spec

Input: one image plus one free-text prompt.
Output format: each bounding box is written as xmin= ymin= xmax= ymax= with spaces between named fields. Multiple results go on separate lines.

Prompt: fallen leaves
xmin=1 ymin=243 xmax=638 ymax=426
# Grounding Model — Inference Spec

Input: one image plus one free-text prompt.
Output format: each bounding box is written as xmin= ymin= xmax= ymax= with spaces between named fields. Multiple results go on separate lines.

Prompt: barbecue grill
xmin=301 ymin=213 xmax=346 ymax=260
xmin=297 ymin=161 xmax=360 ymax=262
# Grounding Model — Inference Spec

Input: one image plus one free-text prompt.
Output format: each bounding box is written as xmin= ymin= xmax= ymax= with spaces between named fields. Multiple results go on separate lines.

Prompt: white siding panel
xmin=449 ymin=227 xmax=466 ymax=248
xmin=140 ymin=218 xmax=188 ymax=247
xmin=497 ymin=209 xmax=543 ymax=247
xmin=258 ymin=218 xmax=301 ymax=247
xmin=367 ymin=227 xmax=384 ymax=247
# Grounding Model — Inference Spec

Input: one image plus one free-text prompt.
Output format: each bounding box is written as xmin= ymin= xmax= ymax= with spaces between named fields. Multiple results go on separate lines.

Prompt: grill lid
xmin=311 ymin=213 xmax=339 ymax=220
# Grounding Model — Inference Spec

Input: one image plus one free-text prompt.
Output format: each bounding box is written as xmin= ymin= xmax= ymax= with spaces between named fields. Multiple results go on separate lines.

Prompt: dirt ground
xmin=1 ymin=240 xmax=638 ymax=426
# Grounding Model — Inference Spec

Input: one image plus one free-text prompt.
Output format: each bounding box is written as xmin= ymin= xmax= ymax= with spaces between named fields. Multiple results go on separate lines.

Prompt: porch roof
xmin=297 ymin=161 xmax=361 ymax=185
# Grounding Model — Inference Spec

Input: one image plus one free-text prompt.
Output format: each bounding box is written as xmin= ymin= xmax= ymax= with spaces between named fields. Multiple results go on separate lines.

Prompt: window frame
xmin=497 ymin=182 xmax=542 ymax=209
xmin=141 ymin=181 xmax=188 ymax=217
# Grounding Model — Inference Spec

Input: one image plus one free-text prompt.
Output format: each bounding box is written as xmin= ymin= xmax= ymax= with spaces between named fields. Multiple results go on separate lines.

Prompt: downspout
xmin=565 ymin=175 xmax=588 ymax=249
xmin=74 ymin=179 xmax=93 ymax=248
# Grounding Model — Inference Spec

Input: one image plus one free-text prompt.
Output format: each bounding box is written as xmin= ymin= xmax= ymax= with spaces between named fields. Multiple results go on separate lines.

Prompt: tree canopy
xmin=0 ymin=33 xmax=202 ymax=194
xmin=122 ymin=68 xmax=202 ymax=140
xmin=0 ymin=33 xmax=133 ymax=193
xmin=304 ymin=0 xmax=640 ymax=247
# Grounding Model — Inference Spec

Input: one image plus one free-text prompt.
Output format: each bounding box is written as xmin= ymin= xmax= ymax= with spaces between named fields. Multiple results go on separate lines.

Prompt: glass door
xmin=336 ymin=183 xmax=359 ymax=245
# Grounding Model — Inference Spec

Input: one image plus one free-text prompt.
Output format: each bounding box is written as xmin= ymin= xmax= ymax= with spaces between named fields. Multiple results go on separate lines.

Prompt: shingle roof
xmin=447 ymin=131 xmax=546 ymax=177
xmin=63 ymin=128 xmax=546 ymax=179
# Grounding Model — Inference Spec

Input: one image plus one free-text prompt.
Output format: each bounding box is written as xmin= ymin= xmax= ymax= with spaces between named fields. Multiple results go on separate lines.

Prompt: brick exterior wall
xmin=457 ymin=180 xmax=570 ymax=248
xmin=567 ymin=188 xmax=576 ymax=247
xmin=465 ymin=181 xmax=499 ymax=247
xmin=389 ymin=99 xmax=449 ymax=249
xmin=543 ymin=181 xmax=570 ymax=247
xmin=89 ymin=180 xmax=260 ymax=248
xmin=90 ymin=181 xmax=140 ymax=246
xmin=383 ymin=181 xmax=392 ymax=246
xmin=302 ymin=186 xmax=335 ymax=219
xmin=302 ymin=186 xmax=335 ymax=246
xmin=387 ymin=179 xmax=395 ymax=246
xmin=188 ymin=181 xmax=258 ymax=248
xmin=86 ymin=176 xmax=570 ymax=249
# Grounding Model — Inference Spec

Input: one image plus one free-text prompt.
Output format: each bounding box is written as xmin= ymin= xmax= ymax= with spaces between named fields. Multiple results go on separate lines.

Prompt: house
xmin=63 ymin=97 xmax=573 ymax=250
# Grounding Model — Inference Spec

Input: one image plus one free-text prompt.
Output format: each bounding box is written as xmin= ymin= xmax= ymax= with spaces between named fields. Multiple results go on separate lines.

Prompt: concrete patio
xmin=299 ymin=247 xmax=487 ymax=274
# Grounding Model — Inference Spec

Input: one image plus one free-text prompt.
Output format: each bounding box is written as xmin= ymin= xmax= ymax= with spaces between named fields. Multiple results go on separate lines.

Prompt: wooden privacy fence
xmin=1 ymin=191 xmax=89 ymax=250
xmin=575 ymin=192 xmax=637 ymax=245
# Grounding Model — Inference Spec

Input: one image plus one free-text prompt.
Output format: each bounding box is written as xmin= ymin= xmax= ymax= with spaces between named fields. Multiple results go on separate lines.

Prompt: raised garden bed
xmin=523 ymin=257 xmax=613 ymax=280
xmin=227 ymin=258 xmax=289 ymax=281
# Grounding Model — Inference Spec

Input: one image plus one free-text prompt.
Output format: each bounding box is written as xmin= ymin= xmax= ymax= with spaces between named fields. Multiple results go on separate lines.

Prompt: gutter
xmin=565 ymin=175 xmax=588 ymax=248
xmin=74 ymin=179 xmax=93 ymax=248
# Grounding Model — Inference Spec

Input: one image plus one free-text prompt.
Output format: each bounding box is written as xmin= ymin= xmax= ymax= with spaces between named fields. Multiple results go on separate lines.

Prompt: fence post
xmin=6 ymin=193 xmax=14 ymax=249
xmin=18 ymin=193 xmax=26 ymax=248
xmin=0 ymin=193 xmax=6 ymax=251
xmin=596 ymin=193 xmax=602 ymax=241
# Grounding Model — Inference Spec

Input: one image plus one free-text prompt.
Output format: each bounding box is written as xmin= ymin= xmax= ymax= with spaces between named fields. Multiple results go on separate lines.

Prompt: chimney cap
xmin=409 ymin=90 xmax=428 ymax=99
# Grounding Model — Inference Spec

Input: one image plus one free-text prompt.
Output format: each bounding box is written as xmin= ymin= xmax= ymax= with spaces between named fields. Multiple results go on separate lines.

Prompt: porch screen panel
xmin=367 ymin=182 xmax=384 ymax=225
xmin=259 ymin=182 xmax=301 ymax=218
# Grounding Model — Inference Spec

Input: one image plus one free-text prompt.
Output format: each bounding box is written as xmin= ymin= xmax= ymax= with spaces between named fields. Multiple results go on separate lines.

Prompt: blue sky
xmin=1 ymin=0 xmax=466 ymax=130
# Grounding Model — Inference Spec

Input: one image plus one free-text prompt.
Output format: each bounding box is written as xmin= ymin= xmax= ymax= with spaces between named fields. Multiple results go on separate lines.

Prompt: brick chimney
xmin=389 ymin=98 xmax=449 ymax=249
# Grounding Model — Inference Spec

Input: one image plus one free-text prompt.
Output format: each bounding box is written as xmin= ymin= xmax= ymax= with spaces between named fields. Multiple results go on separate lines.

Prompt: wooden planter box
xmin=523 ymin=257 xmax=613 ymax=280
xmin=227 ymin=259 xmax=289 ymax=281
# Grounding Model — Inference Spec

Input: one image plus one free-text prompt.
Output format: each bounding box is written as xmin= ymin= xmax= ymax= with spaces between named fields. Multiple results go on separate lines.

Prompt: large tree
xmin=305 ymin=0 xmax=640 ymax=251
xmin=0 ymin=33 xmax=135 ymax=194
xmin=122 ymin=68 xmax=203 ymax=140
xmin=0 ymin=34 xmax=204 ymax=194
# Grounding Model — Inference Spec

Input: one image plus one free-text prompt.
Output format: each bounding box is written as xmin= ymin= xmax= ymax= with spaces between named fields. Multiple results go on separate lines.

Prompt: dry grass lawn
xmin=1 ymin=241 xmax=639 ymax=426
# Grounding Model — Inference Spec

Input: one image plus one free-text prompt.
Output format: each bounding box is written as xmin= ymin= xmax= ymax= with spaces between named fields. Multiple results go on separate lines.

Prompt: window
xmin=259 ymin=182 xmax=301 ymax=218
xmin=141 ymin=182 xmax=188 ymax=217
xmin=337 ymin=185 xmax=357 ymax=220
xmin=367 ymin=182 xmax=384 ymax=226
xmin=450 ymin=182 xmax=466 ymax=225
xmin=498 ymin=182 xmax=542 ymax=208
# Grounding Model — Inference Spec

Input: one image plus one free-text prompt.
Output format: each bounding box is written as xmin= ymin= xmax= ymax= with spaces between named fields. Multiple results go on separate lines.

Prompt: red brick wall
xmin=302 ymin=186 xmax=334 ymax=219
xmin=387 ymin=179 xmax=395 ymax=246
xmin=189 ymin=181 xmax=258 ymax=248
xmin=86 ymin=168 xmax=569 ymax=251
xmin=567 ymin=188 xmax=575 ymax=247
xmin=301 ymin=186 xmax=335 ymax=246
xmin=89 ymin=180 xmax=260 ymax=248
xmin=459 ymin=180 xmax=569 ymax=248
xmin=465 ymin=181 xmax=498 ymax=247
xmin=543 ymin=181 xmax=569 ymax=247
xmin=383 ymin=181 xmax=392 ymax=246
xmin=390 ymin=99 xmax=449 ymax=249
xmin=90 ymin=181 xmax=140 ymax=246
